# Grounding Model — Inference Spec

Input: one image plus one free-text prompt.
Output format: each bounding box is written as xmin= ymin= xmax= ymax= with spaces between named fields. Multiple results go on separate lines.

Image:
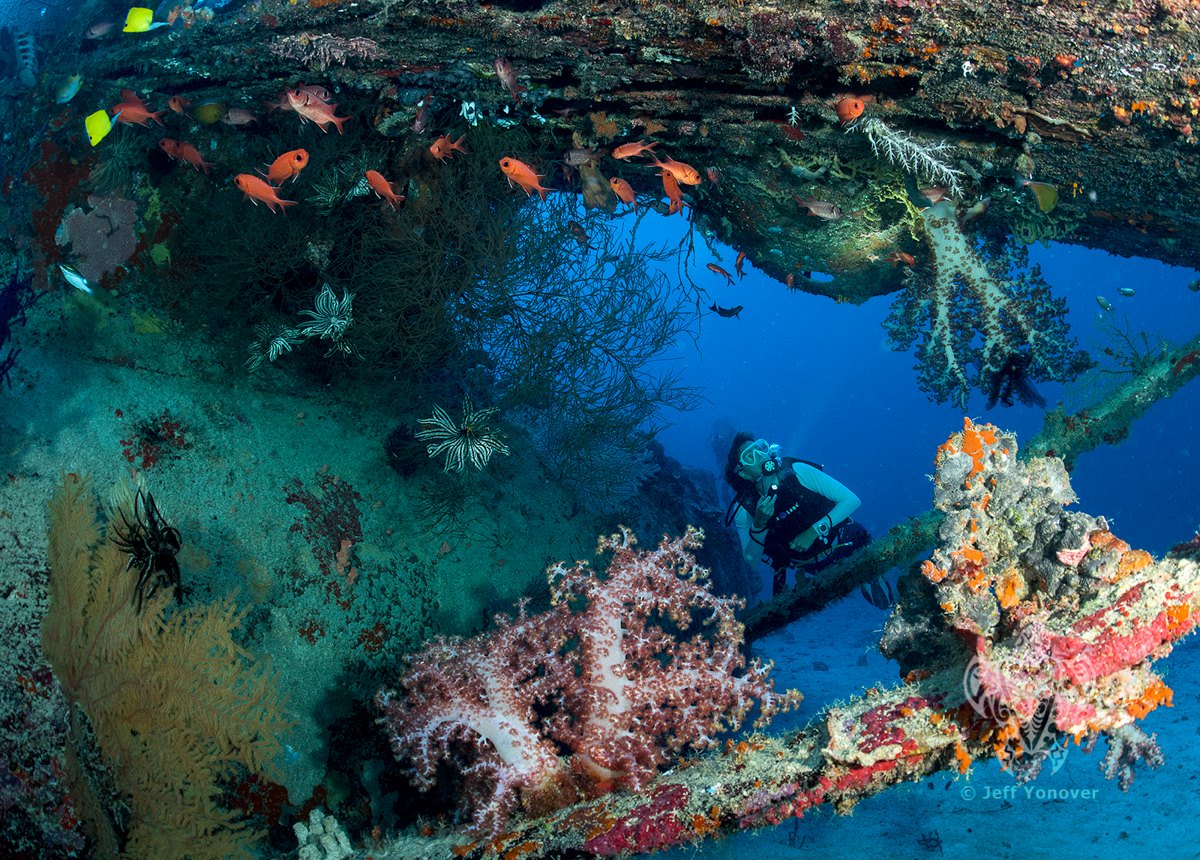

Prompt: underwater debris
xmin=413 ymin=423 xmax=1200 ymax=856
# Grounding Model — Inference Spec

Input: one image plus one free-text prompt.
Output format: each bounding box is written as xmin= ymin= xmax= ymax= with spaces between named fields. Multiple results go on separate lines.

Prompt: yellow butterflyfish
xmin=123 ymin=7 xmax=170 ymax=32
xmin=85 ymin=108 xmax=119 ymax=146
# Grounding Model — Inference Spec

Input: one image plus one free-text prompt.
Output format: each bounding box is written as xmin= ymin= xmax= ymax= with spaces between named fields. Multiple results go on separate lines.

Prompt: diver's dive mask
xmin=739 ymin=439 xmax=781 ymax=475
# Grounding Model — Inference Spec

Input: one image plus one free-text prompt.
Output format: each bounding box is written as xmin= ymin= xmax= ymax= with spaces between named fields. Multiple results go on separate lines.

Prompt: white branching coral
xmin=417 ymin=396 xmax=510 ymax=473
xmin=852 ymin=117 xmax=964 ymax=198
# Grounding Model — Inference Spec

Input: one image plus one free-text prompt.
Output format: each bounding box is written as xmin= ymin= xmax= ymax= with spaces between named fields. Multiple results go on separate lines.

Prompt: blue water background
xmin=644 ymin=223 xmax=1200 ymax=858
xmin=654 ymin=236 xmax=1200 ymax=574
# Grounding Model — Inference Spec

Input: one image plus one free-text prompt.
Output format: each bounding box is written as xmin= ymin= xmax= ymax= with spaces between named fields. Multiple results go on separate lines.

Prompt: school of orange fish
xmin=94 ymin=66 xmax=898 ymax=318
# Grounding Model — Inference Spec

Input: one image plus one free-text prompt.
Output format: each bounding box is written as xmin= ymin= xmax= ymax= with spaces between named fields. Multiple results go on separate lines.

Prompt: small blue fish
xmin=1096 ymin=295 xmax=1113 ymax=312
xmin=1118 ymin=287 xmax=1136 ymax=297
xmin=55 ymin=75 xmax=82 ymax=104
xmin=59 ymin=264 xmax=92 ymax=294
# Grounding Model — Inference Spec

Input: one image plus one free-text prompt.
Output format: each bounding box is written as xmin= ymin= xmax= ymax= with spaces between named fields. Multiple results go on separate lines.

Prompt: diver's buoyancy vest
xmin=758 ymin=458 xmax=836 ymax=570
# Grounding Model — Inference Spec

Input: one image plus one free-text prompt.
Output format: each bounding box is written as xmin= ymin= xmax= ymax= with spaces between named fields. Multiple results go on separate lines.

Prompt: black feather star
xmin=986 ymin=351 xmax=1046 ymax=410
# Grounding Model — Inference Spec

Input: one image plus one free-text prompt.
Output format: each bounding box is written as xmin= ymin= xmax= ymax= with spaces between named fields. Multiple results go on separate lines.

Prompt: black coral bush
xmin=40 ymin=474 xmax=292 ymax=858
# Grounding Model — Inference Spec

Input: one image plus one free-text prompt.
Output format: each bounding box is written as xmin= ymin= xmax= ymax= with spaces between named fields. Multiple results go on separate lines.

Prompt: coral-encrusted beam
xmin=399 ymin=423 xmax=1199 ymax=858
xmin=744 ymin=330 xmax=1200 ymax=643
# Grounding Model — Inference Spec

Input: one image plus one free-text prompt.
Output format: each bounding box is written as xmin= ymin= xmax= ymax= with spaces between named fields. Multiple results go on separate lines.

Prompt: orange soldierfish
xmin=706 ymin=263 xmax=734 ymax=286
xmin=661 ymin=169 xmax=685 ymax=216
xmin=234 ymin=174 xmax=296 ymax=213
xmin=267 ymin=85 xmax=330 ymax=113
xmin=887 ymin=251 xmax=916 ymax=267
xmin=735 ymin=250 xmax=747 ymax=279
xmin=835 ymin=97 xmax=865 ymax=125
xmin=365 ymin=169 xmax=405 ymax=209
xmin=261 ymin=149 xmax=309 ymax=185
xmin=612 ymin=139 xmax=658 ymax=160
xmin=649 ymin=154 xmax=702 ymax=185
xmin=167 ymin=95 xmax=191 ymax=115
xmin=429 ymin=134 xmax=467 ymax=162
xmin=498 ymin=156 xmax=551 ymax=200
xmin=609 ymin=176 xmax=637 ymax=208
xmin=285 ymin=88 xmax=348 ymax=134
xmin=112 ymin=89 xmax=164 ymax=126
xmin=173 ymin=140 xmax=213 ymax=173
xmin=159 ymin=138 xmax=213 ymax=173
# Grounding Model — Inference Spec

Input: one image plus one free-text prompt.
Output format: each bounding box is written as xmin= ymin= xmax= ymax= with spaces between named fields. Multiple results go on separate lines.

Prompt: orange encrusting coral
xmin=951 ymin=542 xmax=989 ymax=591
xmin=954 ymin=740 xmax=972 ymax=774
xmin=1116 ymin=548 xmax=1153 ymax=580
xmin=936 ymin=417 xmax=998 ymax=489
xmin=1090 ymin=529 xmax=1131 ymax=555
xmin=921 ymin=559 xmax=948 ymax=583
xmin=995 ymin=568 xmax=1024 ymax=609
xmin=1126 ymin=679 xmax=1174 ymax=720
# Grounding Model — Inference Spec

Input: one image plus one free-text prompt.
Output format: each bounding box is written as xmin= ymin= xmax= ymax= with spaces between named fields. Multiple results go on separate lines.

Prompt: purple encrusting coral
xmin=55 ymin=195 xmax=139 ymax=285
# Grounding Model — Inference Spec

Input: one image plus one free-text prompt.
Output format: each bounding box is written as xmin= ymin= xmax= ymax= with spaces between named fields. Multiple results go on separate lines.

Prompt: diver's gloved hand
xmin=752 ymin=491 xmax=776 ymax=530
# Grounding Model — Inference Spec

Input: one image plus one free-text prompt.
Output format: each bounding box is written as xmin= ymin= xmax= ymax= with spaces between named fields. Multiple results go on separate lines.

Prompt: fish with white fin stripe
xmin=59 ymin=264 xmax=92 ymax=294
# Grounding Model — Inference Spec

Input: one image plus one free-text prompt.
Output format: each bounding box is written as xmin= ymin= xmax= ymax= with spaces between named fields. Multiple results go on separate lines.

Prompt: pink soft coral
xmin=376 ymin=527 xmax=800 ymax=833
xmin=376 ymin=603 xmax=576 ymax=835
xmin=549 ymin=526 xmax=801 ymax=795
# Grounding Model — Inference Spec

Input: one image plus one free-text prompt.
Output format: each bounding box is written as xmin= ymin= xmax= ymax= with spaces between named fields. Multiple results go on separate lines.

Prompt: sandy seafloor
xmin=0 ymin=288 xmax=609 ymax=809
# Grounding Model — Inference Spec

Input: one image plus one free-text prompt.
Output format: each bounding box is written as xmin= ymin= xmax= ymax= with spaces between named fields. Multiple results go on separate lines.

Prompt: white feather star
xmin=297 ymin=283 xmax=355 ymax=341
xmin=416 ymin=397 xmax=510 ymax=473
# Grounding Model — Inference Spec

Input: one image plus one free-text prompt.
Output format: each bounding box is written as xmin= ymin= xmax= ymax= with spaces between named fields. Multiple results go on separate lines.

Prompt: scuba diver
xmin=724 ymin=432 xmax=872 ymax=597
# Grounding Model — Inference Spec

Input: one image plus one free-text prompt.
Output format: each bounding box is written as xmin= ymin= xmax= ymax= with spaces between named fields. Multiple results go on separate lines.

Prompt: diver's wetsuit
xmin=733 ymin=460 xmax=869 ymax=595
